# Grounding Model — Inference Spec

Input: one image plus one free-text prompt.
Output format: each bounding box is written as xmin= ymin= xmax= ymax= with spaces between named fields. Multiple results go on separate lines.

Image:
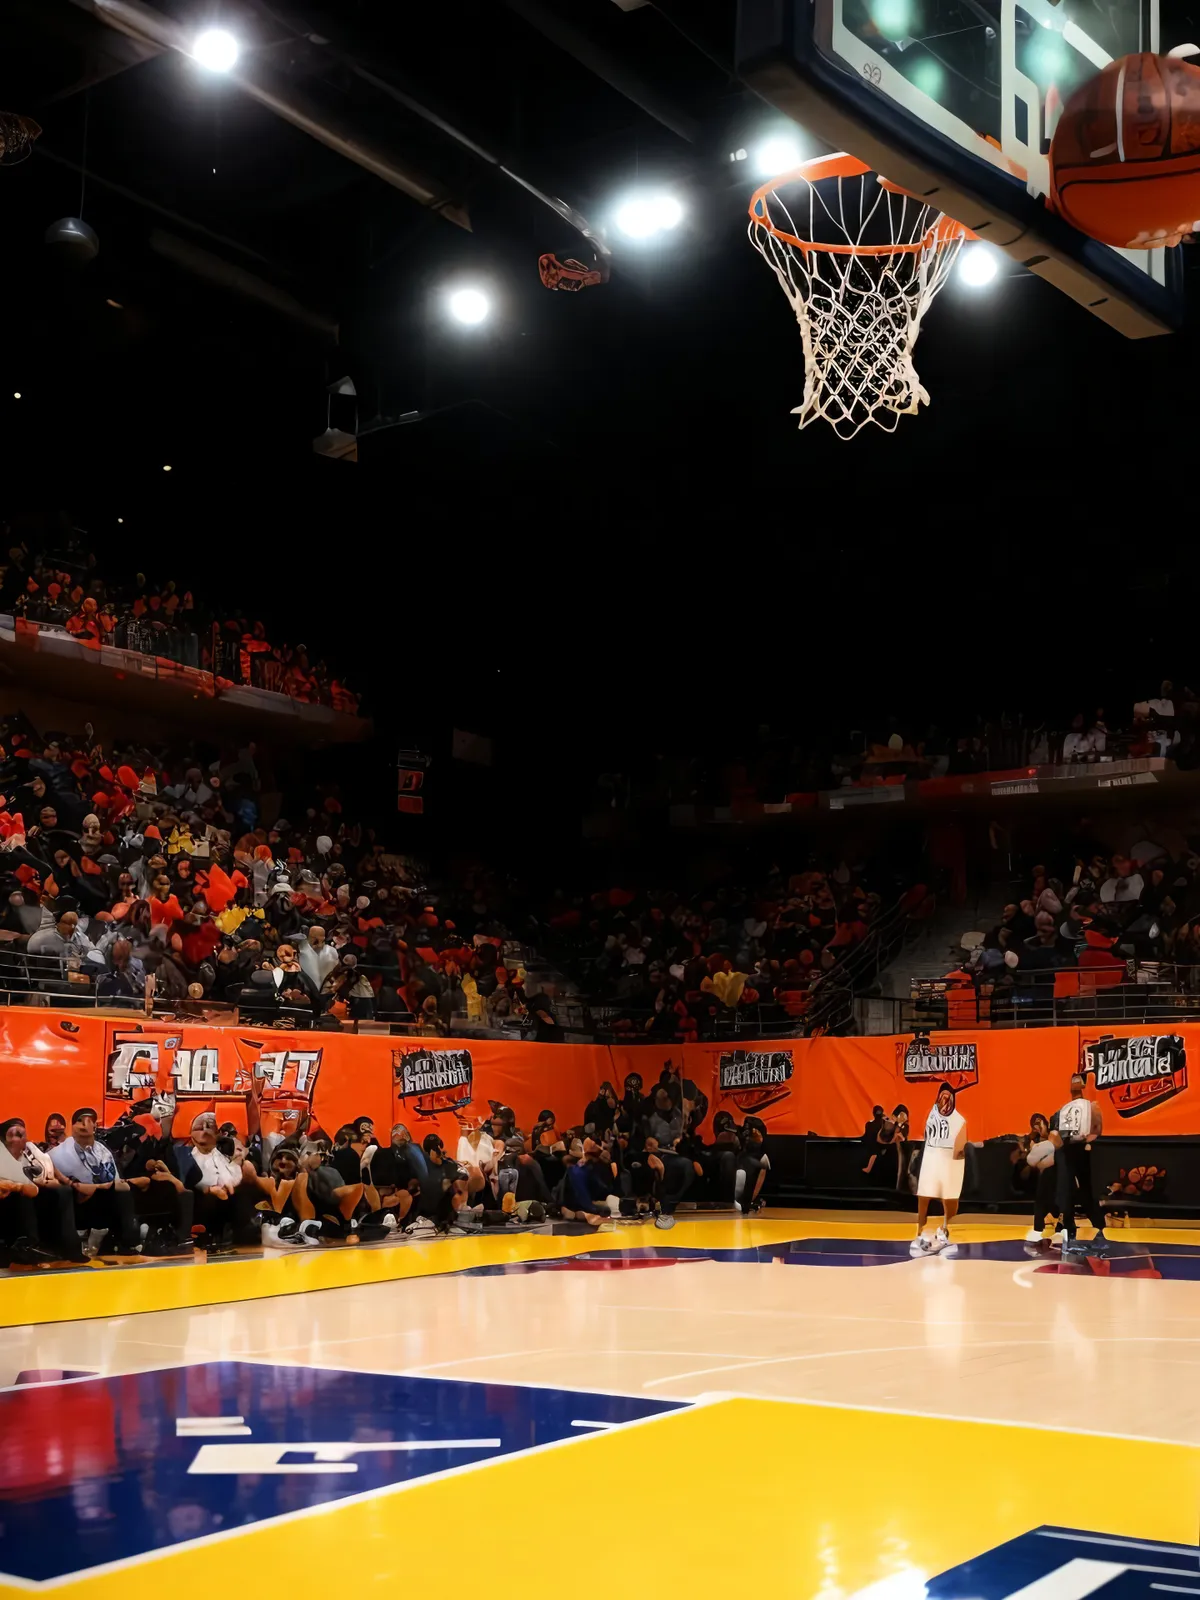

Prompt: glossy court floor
xmin=2 ymin=1212 xmax=1200 ymax=1599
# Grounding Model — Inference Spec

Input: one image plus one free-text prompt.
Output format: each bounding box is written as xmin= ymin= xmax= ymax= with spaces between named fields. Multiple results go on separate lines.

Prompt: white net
xmin=748 ymin=156 xmax=970 ymax=441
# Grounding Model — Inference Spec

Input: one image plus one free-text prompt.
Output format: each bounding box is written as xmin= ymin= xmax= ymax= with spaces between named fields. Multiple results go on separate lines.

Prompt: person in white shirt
xmin=1098 ymin=856 xmax=1144 ymax=905
xmin=298 ymin=924 xmax=339 ymax=990
xmin=910 ymin=1083 xmax=968 ymax=1257
xmin=178 ymin=1111 xmax=253 ymax=1252
xmin=1051 ymin=1073 xmax=1107 ymax=1257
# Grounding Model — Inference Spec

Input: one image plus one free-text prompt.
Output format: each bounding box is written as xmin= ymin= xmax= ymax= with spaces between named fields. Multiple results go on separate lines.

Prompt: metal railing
xmin=539 ymin=887 xmax=937 ymax=1043
xmin=870 ymin=962 xmax=1200 ymax=1032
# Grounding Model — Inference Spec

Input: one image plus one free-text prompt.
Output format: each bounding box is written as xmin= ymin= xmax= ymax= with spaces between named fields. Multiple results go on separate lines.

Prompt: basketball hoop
xmin=748 ymin=153 xmax=974 ymax=440
xmin=0 ymin=111 xmax=41 ymax=168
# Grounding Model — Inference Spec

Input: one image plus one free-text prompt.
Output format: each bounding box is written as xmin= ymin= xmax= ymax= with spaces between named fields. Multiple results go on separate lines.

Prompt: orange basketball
xmin=1049 ymin=52 xmax=1200 ymax=248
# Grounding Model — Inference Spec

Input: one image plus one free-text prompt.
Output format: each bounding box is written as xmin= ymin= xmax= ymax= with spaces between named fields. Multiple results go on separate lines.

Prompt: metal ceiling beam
xmin=62 ymin=0 xmax=471 ymax=227
xmin=503 ymin=0 xmax=700 ymax=142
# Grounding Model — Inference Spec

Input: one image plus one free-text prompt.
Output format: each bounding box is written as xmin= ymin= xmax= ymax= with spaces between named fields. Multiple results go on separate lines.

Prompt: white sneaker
xmin=909 ymin=1234 xmax=933 ymax=1256
xmin=1050 ymin=1229 xmax=1067 ymax=1248
xmin=405 ymin=1217 xmax=437 ymax=1239
xmin=934 ymin=1229 xmax=957 ymax=1256
xmin=381 ymin=1213 xmax=398 ymax=1232
xmin=1025 ymin=1228 xmax=1045 ymax=1244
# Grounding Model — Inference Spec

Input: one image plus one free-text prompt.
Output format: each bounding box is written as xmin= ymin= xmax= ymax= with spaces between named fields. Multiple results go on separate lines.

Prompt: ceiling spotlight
xmin=118 ymin=517 xmax=124 ymax=524
xmin=753 ymin=135 xmax=804 ymax=177
xmin=447 ymin=287 xmax=491 ymax=326
xmin=12 ymin=392 xmax=20 ymax=400
xmin=193 ymin=27 xmax=240 ymax=72
xmin=958 ymin=242 xmax=1001 ymax=287
xmin=162 ymin=463 xmax=173 ymax=472
xmin=613 ymin=191 xmax=684 ymax=240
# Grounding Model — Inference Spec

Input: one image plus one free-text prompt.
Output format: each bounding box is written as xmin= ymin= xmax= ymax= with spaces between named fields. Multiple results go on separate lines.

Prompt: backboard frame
xmin=736 ymin=0 xmax=1183 ymax=335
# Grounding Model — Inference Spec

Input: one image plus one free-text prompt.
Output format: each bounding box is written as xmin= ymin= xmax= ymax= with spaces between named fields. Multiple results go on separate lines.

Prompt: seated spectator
xmin=49 ymin=1106 xmax=139 ymax=1256
xmin=174 ymin=1109 xmax=255 ymax=1253
xmin=1 ymin=1115 xmax=82 ymax=1262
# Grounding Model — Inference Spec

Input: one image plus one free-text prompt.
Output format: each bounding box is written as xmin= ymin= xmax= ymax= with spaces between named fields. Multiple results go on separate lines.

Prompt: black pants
xmin=132 ymin=1183 xmax=195 ymax=1239
xmin=655 ymin=1151 xmax=694 ymax=1214
xmin=1032 ymin=1167 xmax=1059 ymax=1233
xmin=36 ymin=1185 xmax=86 ymax=1259
xmin=73 ymin=1186 xmax=139 ymax=1250
xmin=194 ymin=1184 xmax=257 ymax=1243
xmin=1054 ymin=1144 xmax=1106 ymax=1238
xmin=719 ymin=1151 xmax=766 ymax=1212
xmin=0 ymin=1189 xmax=39 ymax=1247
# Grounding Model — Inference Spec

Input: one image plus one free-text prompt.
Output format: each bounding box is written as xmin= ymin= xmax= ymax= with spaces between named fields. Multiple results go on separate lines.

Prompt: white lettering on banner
xmin=106 ymin=1039 xmax=160 ymax=1095
xmin=171 ymin=1047 xmax=220 ymax=1095
xmin=1085 ymin=1035 xmax=1180 ymax=1089
xmin=396 ymin=1049 xmax=473 ymax=1099
xmin=187 ymin=1439 xmax=502 ymax=1475
xmin=254 ymin=1050 xmax=321 ymax=1094
xmin=718 ymin=1052 xmax=793 ymax=1090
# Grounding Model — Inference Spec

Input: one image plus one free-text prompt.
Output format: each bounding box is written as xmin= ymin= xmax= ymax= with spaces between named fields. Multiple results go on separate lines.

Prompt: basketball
xmin=1027 ymin=1139 xmax=1056 ymax=1171
xmin=1049 ymin=52 xmax=1200 ymax=248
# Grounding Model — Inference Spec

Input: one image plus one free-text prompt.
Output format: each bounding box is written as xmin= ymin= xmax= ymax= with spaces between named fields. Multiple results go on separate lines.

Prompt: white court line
xmin=642 ymin=1334 xmax=1200 ymax=1389
xmin=0 ymin=1398 xmax=700 ymax=1591
xmin=1151 ymin=1586 xmax=1200 ymax=1594
xmin=1038 ymin=1531 xmax=1200 ymax=1558
xmin=692 ymin=1390 xmax=1200 ymax=1449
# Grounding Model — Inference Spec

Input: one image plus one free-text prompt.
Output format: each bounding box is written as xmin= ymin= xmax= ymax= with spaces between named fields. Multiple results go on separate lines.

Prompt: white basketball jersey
xmin=924 ymin=1106 xmax=965 ymax=1150
xmin=1057 ymin=1098 xmax=1095 ymax=1143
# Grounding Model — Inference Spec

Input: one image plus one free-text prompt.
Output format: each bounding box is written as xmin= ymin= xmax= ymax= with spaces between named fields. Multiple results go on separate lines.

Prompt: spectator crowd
xmin=1 ymin=526 xmax=359 ymax=711
xmin=0 ymin=705 xmax=927 ymax=1040
xmin=0 ymin=1065 xmax=773 ymax=1265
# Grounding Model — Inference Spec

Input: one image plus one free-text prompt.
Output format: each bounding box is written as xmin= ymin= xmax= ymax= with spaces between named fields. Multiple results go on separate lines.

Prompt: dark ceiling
xmin=0 ymin=0 xmax=1194 ymax=764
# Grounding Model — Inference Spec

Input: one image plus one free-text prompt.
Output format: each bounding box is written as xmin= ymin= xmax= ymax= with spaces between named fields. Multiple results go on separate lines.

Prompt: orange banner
xmin=0 ymin=1011 xmax=1196 ymax=1145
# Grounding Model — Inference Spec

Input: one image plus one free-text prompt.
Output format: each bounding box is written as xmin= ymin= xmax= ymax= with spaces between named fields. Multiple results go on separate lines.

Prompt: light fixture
xmin=106 ymin=298 xmax=123 ymax=309
xmin=753 ymin=135 xmax=804 ymax=177
xmin=447 ymin=287 xmax=491 ymax=326
xmin=117 ymin=517 xmax=124 ymax=524
xmin=613 ymin=191 xmax=684 ymax=239
xmin=192 ymin=27 xmax=240 ymax=72
xmin=12 ymin=392 xmax=20 ymax=400
xmin=162 ymin=463 xmax=173 ymax=472
xmin=958 ymin=242 xmax=1001 ymax=287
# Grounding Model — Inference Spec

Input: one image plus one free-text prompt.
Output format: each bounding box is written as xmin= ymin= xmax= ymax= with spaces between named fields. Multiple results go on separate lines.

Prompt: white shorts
xmin=918 ymin=1146 xmax=964 ymax=1202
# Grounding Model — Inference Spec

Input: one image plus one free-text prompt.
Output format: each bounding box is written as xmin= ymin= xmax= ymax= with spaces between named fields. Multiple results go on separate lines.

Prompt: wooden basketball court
xmin=1 ymin=1212 xmax=1198 ymax=1598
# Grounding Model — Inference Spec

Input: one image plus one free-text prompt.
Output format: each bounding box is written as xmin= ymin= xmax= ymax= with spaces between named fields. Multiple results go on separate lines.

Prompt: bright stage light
xmin=957 ymin=243 xmax=1000 ymax=287
xmin=447 ymin=287 xmax=491 ymax=325
xmin=613 ymin=192 xmax=684 ymax=239
xmin=193 ymin=28 xmax=240 ymax=72
xmin=753 ymin=135 xmax=803 ymax=177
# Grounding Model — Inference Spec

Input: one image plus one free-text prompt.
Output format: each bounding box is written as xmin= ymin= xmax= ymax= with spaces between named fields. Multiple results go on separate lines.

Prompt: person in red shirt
xmin=148 ymin=874 xmax=184 ymax=928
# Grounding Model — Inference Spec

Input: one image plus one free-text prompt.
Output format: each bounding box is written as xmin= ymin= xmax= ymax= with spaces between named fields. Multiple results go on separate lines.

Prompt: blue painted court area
xmin=928 ymin=1526 xmax=1200 ymax=1598
xmin=0 ymin=1363 xmax=685 ymax=1582
xmin=460 ymin=1237 xmax=1200 ymax=1277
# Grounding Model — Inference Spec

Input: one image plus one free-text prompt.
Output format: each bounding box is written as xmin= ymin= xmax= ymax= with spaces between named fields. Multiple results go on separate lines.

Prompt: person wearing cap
xmin=49 ymin=1107 xmax=139 ymax=1255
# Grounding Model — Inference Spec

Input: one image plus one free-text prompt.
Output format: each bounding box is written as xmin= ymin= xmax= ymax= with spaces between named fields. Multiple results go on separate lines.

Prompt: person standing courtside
xmin=1052 ymin=1072 xmax=1107 ymax=1257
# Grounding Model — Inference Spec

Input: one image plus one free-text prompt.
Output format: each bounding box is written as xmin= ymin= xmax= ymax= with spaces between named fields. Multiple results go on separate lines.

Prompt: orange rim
xmin=748 ymin=153 xmax=975 ymax=256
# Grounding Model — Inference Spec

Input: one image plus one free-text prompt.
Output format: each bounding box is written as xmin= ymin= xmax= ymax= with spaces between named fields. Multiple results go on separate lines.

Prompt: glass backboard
xmin=736 ymin=0 xmax=1184 ymax=332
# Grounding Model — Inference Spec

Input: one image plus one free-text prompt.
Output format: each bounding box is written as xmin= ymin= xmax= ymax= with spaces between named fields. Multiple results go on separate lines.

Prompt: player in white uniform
xmin=909 ymin=1082 xmax=967 ymax=1257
